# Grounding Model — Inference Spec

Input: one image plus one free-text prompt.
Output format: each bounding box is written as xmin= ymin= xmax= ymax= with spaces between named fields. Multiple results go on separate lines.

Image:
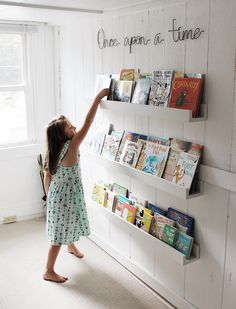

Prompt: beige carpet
xmin=0 ymin=218 xmax=174 ymax=309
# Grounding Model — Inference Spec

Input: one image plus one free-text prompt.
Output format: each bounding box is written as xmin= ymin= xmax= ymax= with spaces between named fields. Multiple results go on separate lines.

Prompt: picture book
xmin=115 ymin=131 xmax=147 ymax=162
xmin=135 ymin=208 xmax=153 ymax=233
xmin=121 ymin=203 xmax=136 ymax=224
xmin=162 ymin=224 xmax=178 ymax=247
xmin=98 ymin=180 xmax=113 ymax=191
xmin=169 ymin=138 xmax=204 ymax=158
xmin=147 ymin=203 xmax=166 ymax=216
xmin=92 ymin=183 xmax=108 ymax=206
xmin=168 ymin=77 xmax=203 ymax=118
xmin=174 ymin=230 xmax=194 ymax=258
xmin=115 ymin=194 xmax=130 ymax=216
xmin=112 ymin=183 xmax=129 ymax=197
xmin=147 ymin=135 xmax=170 ymax=146
xmin=100 ymin=131 xmax=124 ymax=160
xmin=150 ymin=213 xmax=175 ymax=239
xmin=120 ymin=68 xmax=135 ymax=81
xmin=90 ymin=123 xmax=113 ymax=155
xmin=120 ymin=140 xmax=143 ymax=168
xmin=148 ymin=70 xmax=174 ymax=107
xmin=94 ymin=74 xmax=111 ymax=98
xmin=112 ymin=80 xmax=134 ymax=102
xmin=129 ymin=193 xmax=147 ymax=209
xmin=162 ymin=148 xmax=181 ymax=181
xmin=131 ymin=78 xmax=151 ymax=105
xmin=172 ymin=152 xmax=199 ymax=189
xmin=136 ymin=141 xmax=170 ymax=177
xmin=106 ymin=190 xmax=117 ymax=212
xmin=167 ymin=207 xmax=194 ymax=236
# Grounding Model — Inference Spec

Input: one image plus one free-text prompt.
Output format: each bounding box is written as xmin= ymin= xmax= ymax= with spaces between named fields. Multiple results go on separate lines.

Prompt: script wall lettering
xmin=96 ymin=19 xmax=204 ymax=53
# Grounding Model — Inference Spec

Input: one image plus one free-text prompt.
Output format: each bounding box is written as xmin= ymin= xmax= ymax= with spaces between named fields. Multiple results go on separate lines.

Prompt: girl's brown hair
xmin=45 ymin=115 xmax=68 ymax=175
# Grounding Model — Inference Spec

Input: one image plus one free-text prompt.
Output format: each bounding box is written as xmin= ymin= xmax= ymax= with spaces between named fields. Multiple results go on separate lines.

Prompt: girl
xmin=43 ymin=88 xmax=110 ymax=283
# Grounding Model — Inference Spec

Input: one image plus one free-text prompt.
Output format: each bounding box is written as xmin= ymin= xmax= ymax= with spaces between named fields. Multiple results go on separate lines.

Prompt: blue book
xmin=174 ymin=230 xmax=193 ymax=258
xmin=167 ymin=207 xmax=194 ymax=236
xmin=147 ymin=203 xmax=166 ymax=216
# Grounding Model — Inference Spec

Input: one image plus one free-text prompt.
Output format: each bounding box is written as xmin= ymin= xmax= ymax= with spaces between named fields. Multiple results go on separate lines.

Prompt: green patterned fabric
xmin=47 ymin=140 xmax=90 ymax=245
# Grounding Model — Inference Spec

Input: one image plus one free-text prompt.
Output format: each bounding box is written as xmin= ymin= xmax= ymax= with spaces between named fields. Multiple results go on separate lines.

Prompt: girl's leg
xmin=43 ymin=244 xmax=68 ymax=283
xmin=67 ymin=243 xmax=84 ymax=258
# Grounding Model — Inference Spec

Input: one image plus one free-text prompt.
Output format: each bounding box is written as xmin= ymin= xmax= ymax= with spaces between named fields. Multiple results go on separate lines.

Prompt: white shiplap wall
xmin=58 ymin=1 xmax=236 ymax=308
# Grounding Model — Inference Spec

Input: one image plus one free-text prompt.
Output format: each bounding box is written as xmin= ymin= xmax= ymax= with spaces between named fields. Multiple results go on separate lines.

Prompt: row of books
xmin=95 ymin=69 xmax=204 ymax=118
xmin=90 ymin=125 xmax=204 ymax=190
xmin=92 ymin=180 xmax=194 ymax=258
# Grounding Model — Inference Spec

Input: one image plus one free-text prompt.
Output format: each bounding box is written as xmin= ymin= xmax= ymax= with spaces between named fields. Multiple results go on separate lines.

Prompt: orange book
xmin=120 ymin=68 xmax=135 ymax=81
xmin=168 ymin=77 xmax=203 ymax=118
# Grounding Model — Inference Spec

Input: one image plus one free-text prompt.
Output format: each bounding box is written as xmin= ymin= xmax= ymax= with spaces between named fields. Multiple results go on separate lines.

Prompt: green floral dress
xmin=47 ymin=140 xmax=90 ymax=245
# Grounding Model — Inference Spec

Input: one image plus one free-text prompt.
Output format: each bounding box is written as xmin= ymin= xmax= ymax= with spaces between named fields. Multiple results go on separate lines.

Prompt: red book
xmin=168 ymin=77 xmax=203 ymax=118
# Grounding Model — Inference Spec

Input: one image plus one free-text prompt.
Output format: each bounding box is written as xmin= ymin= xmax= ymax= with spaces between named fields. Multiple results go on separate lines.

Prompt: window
xmin=0 ymin=27 xmax=32 ymax=147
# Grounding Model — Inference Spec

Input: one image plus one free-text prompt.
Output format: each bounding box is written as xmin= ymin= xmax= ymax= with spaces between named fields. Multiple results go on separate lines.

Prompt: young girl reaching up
xmin=43 ymin=88 xmax=110 ymax=283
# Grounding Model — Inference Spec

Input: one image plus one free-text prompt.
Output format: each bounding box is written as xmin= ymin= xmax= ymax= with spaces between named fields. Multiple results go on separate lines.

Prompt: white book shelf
xmin=100 ymin=100 xmax=207 ymax=123
xmin=86 ymin=197 xmax=200 ymax=266
xmin=89 ymin=152 xmax=201 ymax=200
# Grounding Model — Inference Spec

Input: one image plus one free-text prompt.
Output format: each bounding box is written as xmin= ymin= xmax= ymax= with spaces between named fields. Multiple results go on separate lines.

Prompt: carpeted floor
xmin=0 ymin=218 xmax=173 ymax=309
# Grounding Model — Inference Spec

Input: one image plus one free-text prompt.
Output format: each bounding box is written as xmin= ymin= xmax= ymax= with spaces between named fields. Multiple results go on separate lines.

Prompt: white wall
xmin=58 ymin=0 xmax=236 ymax=308
xmin=0 ymin=24 xmax=56 ymax=222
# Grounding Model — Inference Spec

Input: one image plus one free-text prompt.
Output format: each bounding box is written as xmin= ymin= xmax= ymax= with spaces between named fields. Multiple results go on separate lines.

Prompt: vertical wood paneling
xmin=123 ymin=13 xmax=136 ymax=68
xmin=230 ymin=51 xmax=236 ymax=173
xmin=110 ymin=15 xmax=124 ymax=73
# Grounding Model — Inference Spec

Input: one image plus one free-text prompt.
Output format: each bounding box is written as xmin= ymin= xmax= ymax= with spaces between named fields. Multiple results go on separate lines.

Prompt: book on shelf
xmin=169 ymin=138 xmax=204 ymax=158
xmin=174 ymin=230 xmax=194 ymax=258
xmin=147 ymin=135 xmax=170 ymax=146
xmin=162 ymin=148 xmax=181 ymax=181
xmin=147 ymin=203 xmax=166 ymax=216
xmin=111 ymin=80 xmax=134 ymax=102
xmin=112 ymin=183 xmax=129 ymax=197
xmin=119 ymin=140 xmax=143 ymax=168
xmin=131 ymin=78 xmax=151 ymax=105
xmin=90 ymin=123 xmax=113 ymax=155
xmin=172 ymin=152 xmax=199 ymax=189
xmin=106 ymin=190 xmax=117 ymax=212
xmin=168 ymin=76 xmax=204 ymax=118
xmin=121 ymin=203 xmax=136 ymax=224
xmin=129 ymin=193 xmax=147 ymax=209
xmin=150 ymin=212 xmax=175 ymax=239
xmin=167 ymin=207 xmax=194 ymax=236
xmin=115 ymin=194 xmax=130 ymax=216
xmin=148 ymin=70 xmax=174 ymax=107
xmin=94 ymin=74 xmax=111 ymax=98
xmin=115 ymin=131 xmax=147 ymax=162
xmin=92 ymin=183 xmax=108 ymax=206
xmin=162 ymin=224 xmax=178 ymax=247
xmin=120 ymin=68 xmax=135 ymax=81
xmin=135 ymin=208 xmax=153 ymax=233
xmin=136 ymin=141 xmax=170 ymax=177
xmin=100 ymin=130 xmax=124 ymax=160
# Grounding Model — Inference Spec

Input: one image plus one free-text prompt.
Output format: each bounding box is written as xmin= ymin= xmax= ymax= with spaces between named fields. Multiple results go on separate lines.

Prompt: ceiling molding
xmin=0 ymin=1 xmax=103 ymax=14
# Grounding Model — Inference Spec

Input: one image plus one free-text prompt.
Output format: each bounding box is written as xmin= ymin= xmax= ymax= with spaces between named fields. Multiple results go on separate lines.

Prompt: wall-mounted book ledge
xmin=100 ymin=100 xmax=207 ymax=123
xmin=86 ymin=197 xmax=200 ymax=266
xmin=89 ymin=153 xmax=201 ymax=200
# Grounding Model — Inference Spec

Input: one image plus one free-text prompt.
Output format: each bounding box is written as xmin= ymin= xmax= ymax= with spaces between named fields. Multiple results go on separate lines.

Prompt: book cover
xmin=147 ymin=135 xmax=170 ymax=146
xmin=150 ymin=213 xmax=175 ymax=239
xmin=148 ymin=70 xmax=174 ymax=107
xmin=100 ymin=131 xmax=124 ymax=160
xmin=121 ymin=203 xmax=136 ymax=224
xmin=167 ymin=207 xmax=194 ymax=236
xmin=94 ymin=74 xmax=111 ymax=98
xmin=120 ymin=68 xmax=135 ymax=81
xmin=169 ymin=138 xmax=204 ymax=158
xmin=135 ymin=208 xmax=153 ymax=233
xmin=147 ymin=203 xmax=166 ymax=216
xmin=112 ymin=183 xmax=129 ymax=197
xmin=136 ymin=141 xmax=170 ymax=177
xmin=168 ymin=77 xmax=203 ymax=118
xmin=172 ymin=152 xmax=199 ymax=189
xmin=115 ymin=131 xmax=148 ymax=162
xmin=162 ymin=148 xmax=181 ymax=181
xmin=174 ymin=230 xmax=194 ymax=258
xmin=131 ymin=78 xmax=151 ymax=105
xmin=90 ymin=124 xmax=113 ymax=155
xmin=112 ymin=80 xmax=134 ymax=102
xmin=162 ymin=224 xmax=178 ymax=247
xmin=120 ymin=140 xmax=143 ymax=168
xmin=115 ymin=194 xmax=130 ymax=216
xmin=106 ymin=190 xmax=116 ymax=212
xmin=92 ymin=183 xmax=108 ymax=206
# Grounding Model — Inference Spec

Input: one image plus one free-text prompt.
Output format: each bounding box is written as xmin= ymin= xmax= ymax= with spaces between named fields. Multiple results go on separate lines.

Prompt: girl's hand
xmin=96 ymin=88 xmax=110 ymax=101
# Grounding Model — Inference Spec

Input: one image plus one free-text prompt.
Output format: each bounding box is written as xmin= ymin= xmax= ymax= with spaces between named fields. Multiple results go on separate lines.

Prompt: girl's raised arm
xmin=70 ymin=88 xmax=110 ymax=148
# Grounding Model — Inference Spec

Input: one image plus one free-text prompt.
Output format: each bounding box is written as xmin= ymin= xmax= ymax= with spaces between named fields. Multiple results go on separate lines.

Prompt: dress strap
xmin=59 ymin=140 xmax=70 ymax=163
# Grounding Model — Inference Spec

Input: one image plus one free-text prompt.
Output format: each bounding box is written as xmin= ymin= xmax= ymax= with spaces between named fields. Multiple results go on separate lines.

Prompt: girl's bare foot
xmin=67 ymin=243 xmax=84 ymax=258
xmin=43 ymin=270 xmax=68 ymax=283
